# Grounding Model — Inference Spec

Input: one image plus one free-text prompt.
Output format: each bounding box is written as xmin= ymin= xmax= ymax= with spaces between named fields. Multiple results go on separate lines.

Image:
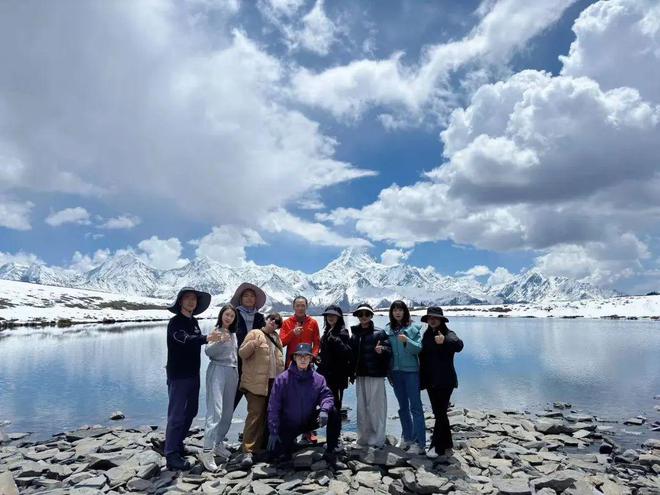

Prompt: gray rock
xmin=126 ymin=478 xmax=154 ymax=492
xmin=387 ymin=479 xmax=406 ymax=495
xmin=277 ymin=479 xmax=303 ymax=491
xmin=638 ymin=453 xmax=660 ymax=466
xmin=66 ymin=428 xmax=111 ymax=442
xmin=110 ymin=411 xmax=125 ymax=420
xmin=76 ymin=474 xmax=107 ymax=489
xmin=623 ymin=417 xmax=645 ymax=426
xmin=0 ymin=471 xmax=19 ymax=495
xmin=105 ymin=465 xmax=137 ymax=488
xmin=45 ymin=463 xmax=73 ymax=479
xmin=642 ymin=438 xmax=660 ymax=449
xmin=493 ymin=478 xmax=532 ymax=495
xmin=252 ymin=480 xmax=276 ymax=495
xmin=292 ymin=447 xmax=323 ymax=468
xmin=328 ymin=480 xmax=350 ymax=493
xmin=534 ymin=420 xmax=568 ymax=435
xmin=564 ymin=414 xmax=593 ymax=423
xmin=415 ymin=470 xmax=450 ymax=494
xmin=17 ymin=460 xmax=48 ymax=477
xmin=355 ymin=471 xmax=382 ymax=487
xmin=531 ymin=470 xmax=582 ymax=492
xmin=360 ymin=446 xmax=408 ymax=467
xmin=616 ymin=449 xmax=639 ymax=463
xmin=136 ymin=462 xmax=160 ymax=479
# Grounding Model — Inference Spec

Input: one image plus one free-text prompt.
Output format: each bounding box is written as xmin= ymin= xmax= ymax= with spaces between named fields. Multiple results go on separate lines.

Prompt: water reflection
xmin=0 ymin=317 xmax=658 ymax=442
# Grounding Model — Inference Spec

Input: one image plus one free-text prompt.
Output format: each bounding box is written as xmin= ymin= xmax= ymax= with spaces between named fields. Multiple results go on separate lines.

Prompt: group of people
xmin=163 ymin=283 xmax=464 ymax=472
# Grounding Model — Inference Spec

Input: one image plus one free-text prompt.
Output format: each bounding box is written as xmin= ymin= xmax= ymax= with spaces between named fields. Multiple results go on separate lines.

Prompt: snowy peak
xmin=0 ymin=250 xmax=619 ymax=308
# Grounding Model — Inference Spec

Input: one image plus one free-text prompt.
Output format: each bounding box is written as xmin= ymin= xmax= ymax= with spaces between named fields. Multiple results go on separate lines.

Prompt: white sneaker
xmin=198 ymin=451 xmax=218 ymax=472
xmin=396 ymin=438 xmax=411 ymax=449
xmin=426 ymin=447 xmax=439 ymax=459
xmin=213 ymin=443 xmax=231 ymax=459
xmin=406 ymin=444 xmax=424 ymax=455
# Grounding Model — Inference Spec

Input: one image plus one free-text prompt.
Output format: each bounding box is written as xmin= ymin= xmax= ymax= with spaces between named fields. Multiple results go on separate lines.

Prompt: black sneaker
xmin=166 ymin=453 xmax=191 ymax=471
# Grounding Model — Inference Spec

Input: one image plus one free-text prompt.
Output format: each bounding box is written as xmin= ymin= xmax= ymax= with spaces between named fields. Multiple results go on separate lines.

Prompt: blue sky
xmin=1 ymin=0 xmax=659 ymax=294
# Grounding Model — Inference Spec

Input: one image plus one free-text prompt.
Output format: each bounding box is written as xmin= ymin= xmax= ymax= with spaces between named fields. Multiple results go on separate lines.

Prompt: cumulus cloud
xmin=99 ymin=215 xmax=141 ymax=230
xmin=191 ymin=226 xmax=266 ymax=266
xmin=560 ymin=0 xmax=660 ymax=104
xmin=260 ymin=208 xmax=371 ymax=247
xmin=45 ymin=207 xmax=91 ymax=227
xmin=69 ymin=249 xmax=111 ymax=272
xmin=137 ymin=236 xmax=189 ymax=270
xmin=380 ymin=249 xmax=412 ymax=266
xmin=0 ymin=250 xmax=43 ymax=266
xmin=457 ymin=265 xmax=491 ymax=278
xmin=0 ymin=196 xmax=33 ymax=230
xmin=0 ymin=1 xmax=372 ymax=231
xmin=292 ymin=0 xmax=576 ymax=121
xmin=316 ymin=1 xmax=660 ymax=286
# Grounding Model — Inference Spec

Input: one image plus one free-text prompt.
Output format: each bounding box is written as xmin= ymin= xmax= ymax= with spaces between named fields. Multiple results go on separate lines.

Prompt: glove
xmin=267 ymin=434 xmax=280 ymax=452
xmin=318 ymin=411 xmax=329 ymax=428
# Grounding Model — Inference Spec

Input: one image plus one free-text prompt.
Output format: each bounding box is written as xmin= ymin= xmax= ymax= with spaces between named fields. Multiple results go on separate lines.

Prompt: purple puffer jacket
xmin=267 ymin=364 xmax=334 ymax=436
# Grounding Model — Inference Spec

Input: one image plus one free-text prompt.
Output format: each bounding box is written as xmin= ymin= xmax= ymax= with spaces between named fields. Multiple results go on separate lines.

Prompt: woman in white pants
xmin=199 ymin=304 xmax=239 ymax=472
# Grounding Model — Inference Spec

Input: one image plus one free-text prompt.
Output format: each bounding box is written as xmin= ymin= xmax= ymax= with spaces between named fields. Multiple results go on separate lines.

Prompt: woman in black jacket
xmin=419 ymin=307 xmax=464 ymax=458
xmin=349 ymin=303 xmax=392 ymax=447
xmin=316 ymin=305 xmax=352 ymax=454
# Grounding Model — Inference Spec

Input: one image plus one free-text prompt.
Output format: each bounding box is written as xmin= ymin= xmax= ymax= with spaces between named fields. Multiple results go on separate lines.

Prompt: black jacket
xmin=166 ymin=313 xmax=207 ymax=379
xmin=317 ymin=325 xmax=353 ymax=389
xmin=419 ymin=326 xmax=464 ymax=390
xmin=349 ymin=323 xmax=392 ymax=378
xmin=236 ymin=310 xmax=265 ymax=376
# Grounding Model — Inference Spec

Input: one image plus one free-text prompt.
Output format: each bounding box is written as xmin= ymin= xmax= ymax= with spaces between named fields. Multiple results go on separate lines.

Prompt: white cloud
xmin=560 ymin=0 xmax=660 ymax=104
xmin=297 ymin=195 xmax=325 ymax=210
xmin=317 ymin=1 xmax=660 ymax=287
xmin=191 ymin=226 xmax=266 ymax=266
xmin=137 ymin=236 xmax=189 ymax=270
xmin=296 ymin=0 xmax=337 ymax=55
xmin=260 ymin=208 xmax=371 ymax=247
xmin=45 ymin=207 xmax=91 ymax=227
xmin=261 ymin=0 xmax=306 ymax=17
xmin=69 ymin=249 xmax=111 ymax=273
xmin=486 ymin=267 xmax=515 ymax=286
xmin=380 ymin=249 xmax=411 ymax=266
xmin=457 ymin=265 xmax=491 ymax=277
xmin=0 ymin=250 xmax=43 ymax=266
xmin=0 ymin=2 xmax=373 ymax=230
xmin=99 ymin=215 xmax=141 ymax=230
xmin=0 ymin=196 xmax=33 ymax=230
xmin=292 ymin=0 xmax=576 ymax=121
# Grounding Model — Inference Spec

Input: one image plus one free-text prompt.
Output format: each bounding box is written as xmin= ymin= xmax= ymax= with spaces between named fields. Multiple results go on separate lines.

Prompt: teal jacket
xmin=384 ymin=322 xmax=423 ymax=372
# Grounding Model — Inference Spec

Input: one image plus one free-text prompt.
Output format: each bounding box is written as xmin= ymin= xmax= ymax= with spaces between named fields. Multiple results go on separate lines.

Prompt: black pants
xmin=165 ymin=376 xmax=200 ymax=456
xmin=275 ymin=413 xmax=321 ymax=457
xmin=427 ymin=387 xmax=453 ymax=452
xmin=326 ymin=384 xmax=344 ymax=451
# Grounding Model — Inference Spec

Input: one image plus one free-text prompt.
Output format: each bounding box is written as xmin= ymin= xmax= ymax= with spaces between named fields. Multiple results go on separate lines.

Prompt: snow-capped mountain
xmin=0 ymin=248 xmax=618 ymax=310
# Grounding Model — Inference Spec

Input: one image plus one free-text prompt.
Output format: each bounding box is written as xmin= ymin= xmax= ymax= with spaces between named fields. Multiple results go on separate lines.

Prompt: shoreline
xmin=1 ymin=406 xmax=658 ymax=494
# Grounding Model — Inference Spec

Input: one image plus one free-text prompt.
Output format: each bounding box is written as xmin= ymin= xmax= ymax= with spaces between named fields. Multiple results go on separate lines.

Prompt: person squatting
xmin=164 ymin=284 xmax=463 ymax=472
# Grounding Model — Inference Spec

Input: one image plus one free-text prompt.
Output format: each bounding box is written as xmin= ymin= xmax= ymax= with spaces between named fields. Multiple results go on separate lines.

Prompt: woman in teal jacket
xmin=385 ymin=300 xmax=425 ymax=454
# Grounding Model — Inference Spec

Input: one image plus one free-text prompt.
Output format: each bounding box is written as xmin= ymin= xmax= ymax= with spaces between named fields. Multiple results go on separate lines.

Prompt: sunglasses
xmin=355 ymin=312 xmax=372 ymax=318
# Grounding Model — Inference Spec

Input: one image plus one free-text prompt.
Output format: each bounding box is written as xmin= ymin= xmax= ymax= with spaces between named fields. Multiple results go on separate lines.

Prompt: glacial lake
xmin=1 ymin=316 xmax=658 ymax=447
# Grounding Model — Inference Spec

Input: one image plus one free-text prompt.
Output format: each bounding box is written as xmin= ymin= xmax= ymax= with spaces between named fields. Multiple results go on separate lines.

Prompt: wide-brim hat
xmin=322 ymin=307 xmax=343 ymax=318
xmin=292 ymin=343 xmax=314 ymax=357
xmin=230 ymin=282 xmax=267 ymax=310
xmin=168 ymin=287 xmax=212 ymax=315
xmin=352 ymin=303 xmax=374 ymax=317
xmin=421 ymin=306 xmax=449 ymax=323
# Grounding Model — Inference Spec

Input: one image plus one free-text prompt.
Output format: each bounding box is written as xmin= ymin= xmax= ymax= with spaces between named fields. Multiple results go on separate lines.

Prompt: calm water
xmin=1 ymin=316 xmax=658 ymax=445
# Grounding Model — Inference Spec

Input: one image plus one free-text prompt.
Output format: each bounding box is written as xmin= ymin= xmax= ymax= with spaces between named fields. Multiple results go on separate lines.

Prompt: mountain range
xmin=0 ymin=247 xmax=618 ymax=310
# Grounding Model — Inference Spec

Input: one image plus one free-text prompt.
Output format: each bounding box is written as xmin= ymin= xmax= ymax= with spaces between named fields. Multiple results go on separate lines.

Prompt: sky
xmin=0 ymin=0 xmax=659 ymax=294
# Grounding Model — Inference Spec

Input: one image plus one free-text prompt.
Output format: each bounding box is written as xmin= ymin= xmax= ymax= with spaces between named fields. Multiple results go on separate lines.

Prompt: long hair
xmin=216 ymin=304 xmax=238 ymax=333
xmin=389 ymin=300 xmax=411 ymax=329
xmin=323 ymin=305 xmax=346 ymax=333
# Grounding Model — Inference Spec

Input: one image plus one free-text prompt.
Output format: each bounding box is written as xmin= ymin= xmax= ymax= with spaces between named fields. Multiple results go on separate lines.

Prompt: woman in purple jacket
xmin=267 ymin=343 xmax=335 ymax=461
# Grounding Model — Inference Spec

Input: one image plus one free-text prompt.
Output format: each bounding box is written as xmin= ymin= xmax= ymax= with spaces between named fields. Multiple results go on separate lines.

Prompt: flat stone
xmin=136 ymin=462 xmax=161 ymax=479
xmin=328 ymin=480 xmax=350 ymax=493
xmin=361 ymin=446 xmax=408 ymax=467
xmin=126 ymin=478 xmax=154 ymax=492
xmin=110 ymin=411 xmax=125 ymax=420
xmin=416 ymin=470 xmax=449 ymax=494
xmin=225 ymin=469 xmax=249 ymax=479
xmin=252 ymin=462 xmax=278 ymax=479
xmin=17 ymin=460 xmax=48 ymax=477
xmin=46 ymin=463 xmax=73 ymax=479
xmin=277 ymin=479 xmax=303 ymax=491
xmin=531 ymin=470 xmax=582 ymax=492
xmin=623 ymin=417 xmax=645 ymax=426
xmin=76 ymin=474 xmax=107 ymax=489
xmin=66 ymin=428 xmax=111 ymax=442
xmin=564 ymin=414 xmax=593 ymax=423
xmin=642 ymin=438 xmax=660 ymax=449
xmin=24 ymin=447 xmax=59 ymax=461
xmin=106 ymin=465 xmax=137 ymax=487
xmin=293 ymin=447 xmax=323 ymax=468
xmin=573 ymin=430 xmax=592 ymax=439
xmin=534 ymin=420 xmax=568 ymax=435
xmin=493 ymin=478 xmax=532 ymax=495
xmin=252 ymin=480 xmax=276 ymax=495
xmin=638 ymin=453 xmax=660 ymax=466
xmin=355 ymin=470 xmax=382 ymax=487
xmin=0 ymin=471 xmax=19 ymax=495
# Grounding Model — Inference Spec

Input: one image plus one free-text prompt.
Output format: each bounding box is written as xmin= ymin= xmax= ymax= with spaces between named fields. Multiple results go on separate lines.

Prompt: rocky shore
xmin=1 ymin=406 xmax=659 ymax=495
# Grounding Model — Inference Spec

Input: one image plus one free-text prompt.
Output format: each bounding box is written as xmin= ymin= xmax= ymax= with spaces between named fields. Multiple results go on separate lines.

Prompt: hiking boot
xmin=396 ymin=438 xmax=411 ymax=450
xmin=406 ymin=444 xmax=424 ymax=456
xmin=166 ymin=453 xmax=191 ymax=471
xmin=239 ymin=452 xmax=253 ymax=469
xmin=425 ymin=446 xmax=440 ymax=459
